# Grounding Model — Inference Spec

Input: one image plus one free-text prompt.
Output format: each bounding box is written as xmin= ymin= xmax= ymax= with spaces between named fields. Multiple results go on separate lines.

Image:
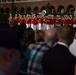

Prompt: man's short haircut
xmin=58 ymin=26 xmax=75 ymax=40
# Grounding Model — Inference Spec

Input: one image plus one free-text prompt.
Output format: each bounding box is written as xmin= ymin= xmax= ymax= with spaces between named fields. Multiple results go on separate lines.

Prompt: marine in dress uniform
xmin=38 ymin=16 xmax=43 ymax=30
xmin=26 ymin=15 xmax=31 ymax=28
xmin=8 ymin=14 xmax=13 ymax=24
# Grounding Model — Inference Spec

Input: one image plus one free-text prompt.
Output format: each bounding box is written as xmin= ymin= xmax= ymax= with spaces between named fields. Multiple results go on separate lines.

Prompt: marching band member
xmin=63 ymin=15 xmax=70 ymax=26
xmin=8 ymin=14 xmax=13 ymax=24
xmin=69 ymin=15 xmax=73 ymax=26
xmin=62 ymin=15 xmax=65 ymax=26
xmin=38 ymin=16 xmax=43 ymax=30
xmin=73 ymin=15 xmax=76 ymax=27
xmin=45 ymin=16 xmax=51 ymax=30
xmin=26 ymin=15 xmax=31 ymax=28
xmin=55 ymin=15 xmax=62 ymax=27
xmin=14 ymin=14 xmax=19 ymax=22
xmin=18 ymin=14 xmax=22 ymax=25
xmin=23 ymin=15 xmax=27 ymax=25
xmin=42 ymin=16 xmax=46 ymax=30
xmin=22 ymin=15 xmax=26 ymax=24
xmin=51 ymin=15 xmax=55 ymax=28
xmin=31 ymin=15 xmax=37 ymax=30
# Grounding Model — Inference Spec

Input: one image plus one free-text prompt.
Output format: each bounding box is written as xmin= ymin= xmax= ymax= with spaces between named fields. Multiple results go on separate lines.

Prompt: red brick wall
xmin=0 ymin=0 xmax=76 ymax=13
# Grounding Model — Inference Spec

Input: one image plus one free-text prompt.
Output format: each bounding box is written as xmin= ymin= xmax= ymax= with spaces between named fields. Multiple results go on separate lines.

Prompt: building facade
xmin=0 ymin=0 xmax=76 ymax=14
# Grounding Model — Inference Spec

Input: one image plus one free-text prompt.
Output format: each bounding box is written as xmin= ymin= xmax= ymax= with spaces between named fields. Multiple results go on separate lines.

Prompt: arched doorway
xmin=51 ymin=6 xmax=55 ymax=13
xmin=33 ymin=6 xmax=39 ymax=14
xmin=5 ymin=8 xmax=10 ymax=13
xmin=57 ymin=5 xmax=65 ymax=13
xmin=14 ymin=7 xmax=18 ymax=13
xmin=20 ymin=7 xmax=25 ymax=13
xmin=0 ymin=8 xmax=4 ymax=13
xmin=67 ymin=5 xmax=75 ymax=13
xmin=41 ymin=6 xmax=46 ymax=12
xmin=26 ymin=7 xmax=31 ymax=14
